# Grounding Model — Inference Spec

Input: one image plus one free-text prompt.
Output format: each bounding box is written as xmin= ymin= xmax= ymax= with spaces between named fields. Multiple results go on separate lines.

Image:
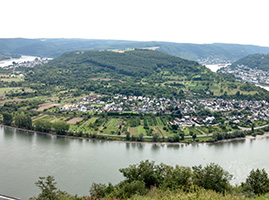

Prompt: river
xmin=0 ymin=56 xmax=38 ymax=68
xmin=0 ymin=126 xmax=269 ymax=199
xmin=205 ymin=64 xmax=230 ymax=72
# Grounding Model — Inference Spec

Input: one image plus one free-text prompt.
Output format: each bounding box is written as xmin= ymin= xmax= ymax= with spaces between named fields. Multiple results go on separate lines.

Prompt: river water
xmin=0 ymin=56 xmax=38 ymax=68
xmin=205 ymin=64 xmax=230 ymax=72
xmin=1 ymin=126 xmax=269 ymax=199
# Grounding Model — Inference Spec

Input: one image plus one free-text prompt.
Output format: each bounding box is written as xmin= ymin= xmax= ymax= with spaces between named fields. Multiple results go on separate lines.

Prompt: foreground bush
xmin=31 ymin=161 xmax=269 ymax=199
xmin=89 ymin=160 xmax=233 ymax=199
xmin=130 ymin=187 xmax=244 ymax=200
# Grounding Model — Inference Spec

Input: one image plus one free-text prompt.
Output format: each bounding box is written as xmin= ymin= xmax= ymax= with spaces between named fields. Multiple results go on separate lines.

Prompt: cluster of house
xmin=3 ymin=58 xmax=51 ymax=69
xmin=171 ymin=99 xmax=269 ymax=127
xmin=171 ymin=115 xmax=216 ymax=127
xmin=218 ymin=65 xmax=269 ymax=86
xmin=59 ymin=94 xmax=173 ymax=113
xmin=198 ymin=57 xmax=231 ymax=65
xmin=58 ymin=94 xmax=269 ymax=127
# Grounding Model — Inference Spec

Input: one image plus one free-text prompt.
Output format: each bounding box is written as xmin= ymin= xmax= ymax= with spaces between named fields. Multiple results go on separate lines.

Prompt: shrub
xmin=192 ymin=163 xmax=233 ymax=194
xmin=242 ymin=169 xmax=269 ymax=196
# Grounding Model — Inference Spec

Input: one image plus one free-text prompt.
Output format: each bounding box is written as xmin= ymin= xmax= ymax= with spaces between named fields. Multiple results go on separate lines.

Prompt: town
xmin=218 ymin=65 xmax=269 ymax=86
xmin=59 ymin=94 xmax=269 ymax=128
xmin=2 ymin=57 xmax=51 ymax=70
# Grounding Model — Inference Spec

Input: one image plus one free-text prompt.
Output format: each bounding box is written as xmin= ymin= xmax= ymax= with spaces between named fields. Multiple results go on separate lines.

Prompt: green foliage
xmin=24 ymin=49 xmax=269 ymax=100
xmin=126 ymin=131 xmax=131 ymax=141
xmin=137 ymin=133 xmax=144 ymax=141
xmin=2 ymin=38 xmax=269 ymax=63
xmin=14 ymin=112 xmax=32 ymax=129
xmin=119 ymin=160 xmax=162 ymax=188
xmin=34 ymin=119 xmax=52 ymax=133
xmin=31 ymin=162 xmax=269 ymax=199
xmin=242 ymin=169 xmax=269 ymax=196
xmin=212 ymin=131 xmax=246 ymax=141
xmin=231 ymin=54 xmax=269 ymax=71
xmin=113 ymin=181 xmax=148 ymax=199
xmin=2 ymin=112 xmax=13 ymax=126
xmin=161 ymin=165 xmax=193 ymax=190
xmin=30 ymin=176 xmax=81 ymax=200
xmin=192 ymin=163 xmax=233 ymax=194
xmin=89 ymin=182 xmax=108 ymax=199
xmin=152 ymin=133 xmax=159 ymax=142
xmin=32 ymin=176 xmax=58 ymax=200
xmin=53 ymin=120 xmax=69 ymax=135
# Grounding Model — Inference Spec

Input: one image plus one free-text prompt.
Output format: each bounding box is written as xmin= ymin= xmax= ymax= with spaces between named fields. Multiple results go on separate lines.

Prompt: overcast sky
xmin=1 ymin=0 xmax=269 ymax=46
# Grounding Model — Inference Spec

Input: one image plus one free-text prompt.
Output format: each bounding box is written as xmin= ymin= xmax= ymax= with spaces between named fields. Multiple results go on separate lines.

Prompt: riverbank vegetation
xmin=30 ymin=160 xmax=269 ymax=200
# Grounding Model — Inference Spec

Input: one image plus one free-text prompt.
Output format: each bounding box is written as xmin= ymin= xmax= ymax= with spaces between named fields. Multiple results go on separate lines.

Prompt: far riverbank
xmin=1 ymin=124 xmax=269 ymax=146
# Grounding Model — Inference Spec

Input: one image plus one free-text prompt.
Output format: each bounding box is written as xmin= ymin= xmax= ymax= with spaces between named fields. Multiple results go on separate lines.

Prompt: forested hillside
xmin=230 ymin=53 xmax=269 ymax=71
xmin=24 ymin=49 xmax=269 ymax=100
xmin=1 ymin=38 xmax=269 ymax=63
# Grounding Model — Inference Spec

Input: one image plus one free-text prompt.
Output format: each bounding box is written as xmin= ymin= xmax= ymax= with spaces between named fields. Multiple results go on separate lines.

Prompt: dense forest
xmin=1 ymin=38 xmax=269 ymax=63
xmin=230 ymin=53 xmax=269 ymax=71
xmin=0 ymin=53 xmax=20 ymax=61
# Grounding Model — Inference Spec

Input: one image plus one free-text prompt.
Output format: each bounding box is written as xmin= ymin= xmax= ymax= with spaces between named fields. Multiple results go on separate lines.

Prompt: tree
xmin=119 ymin=160 xmax=161 ymax=188
xmin=34 ymin=119 xmax=52 ymax=133
xmin=192 ymin=163 xmax=232 ymax=194
xmin=14 ymin=113 xmax=32 ymax=129
xmin=242 ymin=169 xmax=269 ymax=196
xmin=126 ymin=132 xmax=130 ymax=141
xmin=2 ymin=112 xmax=13 ymax=126
xmin=53 ymin=120 xmax=69 ymax=135
xmin=30 ymin=176 xmax=80 ymax=200
xmin=192 ymin=133 xmax=197 ymax=141
xmin=137 ymin=133 xmax=144 ymax=141
xmin=31 ymin=176 xmax=59 ymax=200
xmin=180 ymin=133 xmax=185 ymax=140
xmin=152 ymin=133 xmax=159 ymax=142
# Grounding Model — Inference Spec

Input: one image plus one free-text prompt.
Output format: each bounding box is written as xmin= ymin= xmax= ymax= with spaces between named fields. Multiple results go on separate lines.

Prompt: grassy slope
xmin=129 ymin=187 xmax=269 ymax=200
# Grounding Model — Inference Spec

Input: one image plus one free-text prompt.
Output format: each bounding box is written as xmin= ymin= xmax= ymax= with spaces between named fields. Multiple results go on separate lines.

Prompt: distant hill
xmin=0 ymin=53 xmax=20 ymax=61
xmin=25 ymin=49 xmax=269 ymax=100
xmin=1 ymin=38 xmax=269 ymax=63
xmin=230 ymin=54 xmax=269 ymax=71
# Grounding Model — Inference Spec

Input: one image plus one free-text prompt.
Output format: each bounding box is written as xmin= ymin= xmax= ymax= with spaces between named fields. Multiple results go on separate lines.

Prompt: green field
xmin=0 ymin=77 xmax=24 ymax=82
xmin=0 ymin=87 xmax=20 ymax=93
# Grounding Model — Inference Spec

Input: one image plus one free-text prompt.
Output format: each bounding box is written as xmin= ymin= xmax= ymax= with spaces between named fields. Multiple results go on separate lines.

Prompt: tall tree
xmin=2 ymin=112 xmax=13 ymax=126
xmin=53 ymin=120 xmax=69 ymax=135
xmin=14 ymin=113 xmax=32 ymax=129
xmin=242 ymin=169 xmax=269 ymax=195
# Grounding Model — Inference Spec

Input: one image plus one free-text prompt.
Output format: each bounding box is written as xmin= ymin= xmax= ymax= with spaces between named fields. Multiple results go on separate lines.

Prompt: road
xmin=238 ymin=124 xmax=269 ymax=131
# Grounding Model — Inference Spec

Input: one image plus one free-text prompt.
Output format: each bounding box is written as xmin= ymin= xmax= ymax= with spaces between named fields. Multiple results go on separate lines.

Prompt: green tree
xmin=34 ymin=119 xmax=52 ymax=133
xmin=242 ymin=169 xmax=269 ymax=196
xmin=137 ymin=133 xmax=144 ymax=141
xmin=14 ymin=113 xmax=32 ymax=129
xmin=119 ymin=160 xmax=161 ymax=188
xmin=192 ymin=163 xmax=232 ymax=194
xmin=30 ymin=176 xmax=80 ymax=200
xmin=31 ymin=176 xmax=59 ymax=200
xmin=53 ymin=120 xmax=69 ymax=135
xmin=192 ymin=133 xmax=197 ymax=141
xmin=180 ymin=133 xmax=185 ymax=140
xmin=126 ymin=132 xmax=130 ymax=141
xmin=152 ymin=133 xmax=159 ymax=142
xmin=2 ymin=112 xmax=13 ymax=126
